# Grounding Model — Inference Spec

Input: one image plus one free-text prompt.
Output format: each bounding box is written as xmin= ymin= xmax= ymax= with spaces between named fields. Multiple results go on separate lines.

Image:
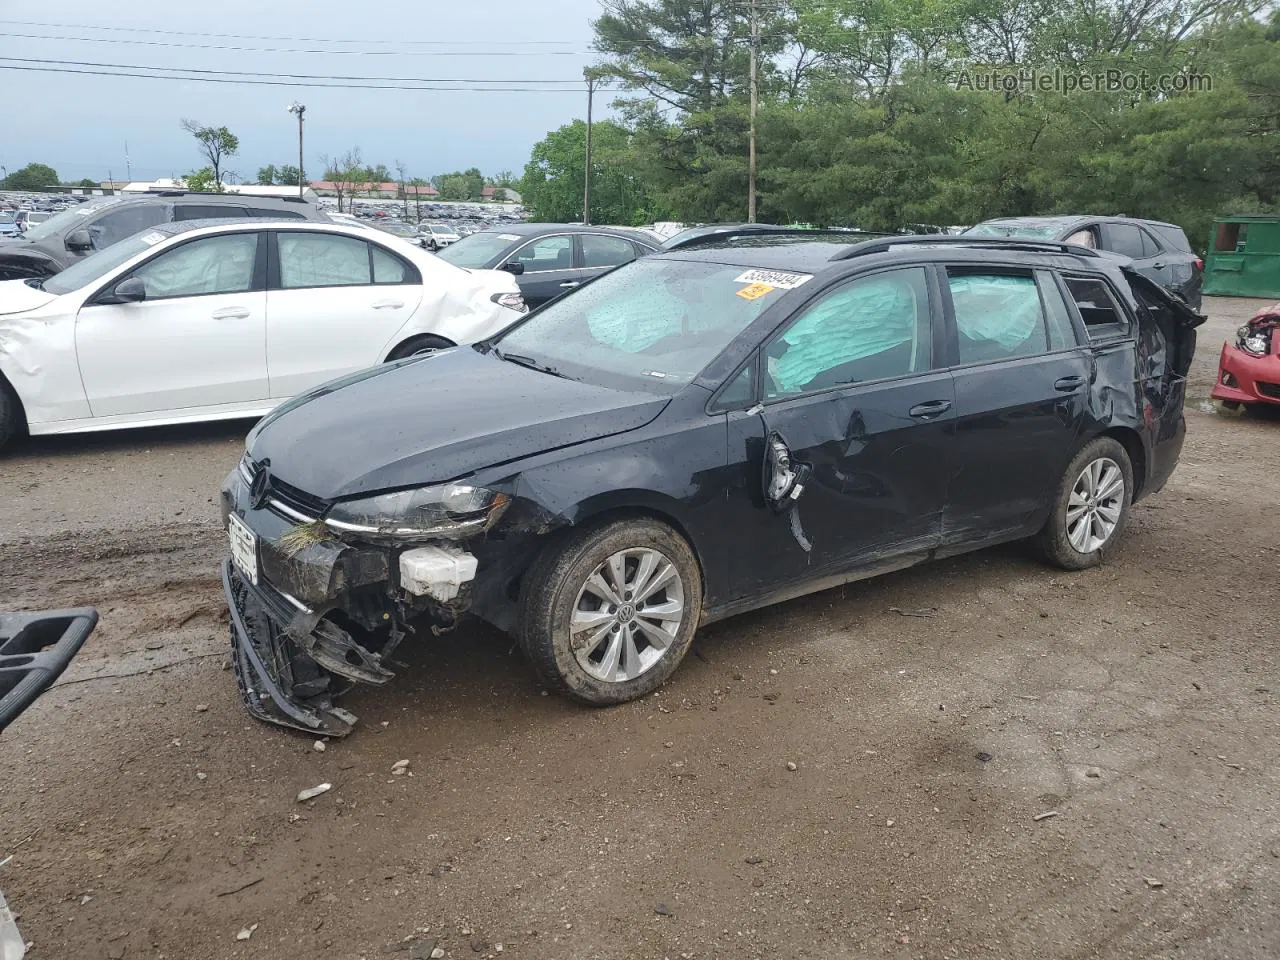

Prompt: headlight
xmin=1237 ymin=325 xmax=1270 ymax=356
xmin=324 ymin=483 xmax=509 ymax=540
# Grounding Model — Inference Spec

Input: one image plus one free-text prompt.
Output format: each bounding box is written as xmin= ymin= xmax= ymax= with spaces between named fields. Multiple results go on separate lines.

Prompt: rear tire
xmin=386 ymin=334 xmax=454 ymax=361
xmin=519 ymin=518 xmax=702 ymax=705
xmin=0 ymin=377 xmax=25 ymax=453
xmin=1034 ymin=437 xmax=1133 ymax=570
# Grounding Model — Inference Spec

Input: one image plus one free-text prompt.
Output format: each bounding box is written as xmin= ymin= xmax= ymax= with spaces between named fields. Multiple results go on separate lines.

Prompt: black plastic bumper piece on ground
xmin=222 ymin=560 xmax=357 ymax=738
xmin=0 ymin=608 xmax=99 ymax=733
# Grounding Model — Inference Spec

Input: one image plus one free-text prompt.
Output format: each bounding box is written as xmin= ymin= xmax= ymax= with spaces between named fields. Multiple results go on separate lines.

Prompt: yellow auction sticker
xmin=736 ymin=282 xmax=776 ymax=301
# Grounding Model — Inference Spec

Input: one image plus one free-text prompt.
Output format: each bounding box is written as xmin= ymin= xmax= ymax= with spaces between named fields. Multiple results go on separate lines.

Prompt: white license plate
xmin=228 ymin=513 xmax=258 ymax=585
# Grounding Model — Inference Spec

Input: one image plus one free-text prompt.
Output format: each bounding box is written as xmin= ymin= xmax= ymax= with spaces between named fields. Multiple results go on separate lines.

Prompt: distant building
xmin=311 ymin=181 xmax=437 ymax=200
xmin=119 ymin=178 xmax=320 ymax=203
xmin=481 ymin=185 xmax=521 ymax=203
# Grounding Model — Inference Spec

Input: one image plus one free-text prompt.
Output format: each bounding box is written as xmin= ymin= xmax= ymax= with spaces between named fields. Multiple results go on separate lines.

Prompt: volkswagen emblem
xmin=249 ymin=459 xmax=272 ymax=510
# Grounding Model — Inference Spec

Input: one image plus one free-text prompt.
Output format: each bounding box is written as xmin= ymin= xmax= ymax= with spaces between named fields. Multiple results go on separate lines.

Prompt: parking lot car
xmin=14 ymin=210 xmax=51 ymax=233
xmin=0 ymin=212 xmax=19 ymax=239
xmin=417 ymin=222 xmax=461 ymax=251
xmin=437 ymin=223 xmax=659 ymax=308
xmin=0 ymin=220 xmax=525 ymax=451
xmin=965 ymin=215 xmax=1203 ymax=309
xmin=1210 ymin=300 xmax=1280 ymax=410
xmin=219 ymin=234 xmax=1203 ymax=736
xmin=0 ymin=191 xmax=329 ymax=281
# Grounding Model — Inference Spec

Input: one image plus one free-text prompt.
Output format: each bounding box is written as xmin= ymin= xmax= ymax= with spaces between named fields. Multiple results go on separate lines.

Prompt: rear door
xmin=724 ymin=266 xmax=955 ymax=596
xmin=264 ymin=230 xmax=423 ymax=398
xmin=940 ymin=264 xmax=1091 ymax=547
xmin=75 ymin=230 xmax=268 ymax=416
xmin=577 ymin=233 xmax=640 ymax=288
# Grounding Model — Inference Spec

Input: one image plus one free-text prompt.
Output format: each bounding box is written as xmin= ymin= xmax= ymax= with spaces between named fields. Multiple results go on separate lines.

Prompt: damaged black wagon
xmin=221 ymin=234 xmax=1203 ymax=736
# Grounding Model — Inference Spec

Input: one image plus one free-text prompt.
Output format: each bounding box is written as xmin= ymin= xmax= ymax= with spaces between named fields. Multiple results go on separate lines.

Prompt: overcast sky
xmin=0 ymin=0 xmax=605 ymax=184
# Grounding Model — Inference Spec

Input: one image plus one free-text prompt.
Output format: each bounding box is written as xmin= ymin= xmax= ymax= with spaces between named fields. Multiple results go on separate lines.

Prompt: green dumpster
xmin=1203 ymin=215 xmax=1280 ymax=298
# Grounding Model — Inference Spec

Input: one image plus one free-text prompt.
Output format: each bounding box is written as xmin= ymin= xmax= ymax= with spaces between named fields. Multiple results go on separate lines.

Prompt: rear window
xmin=1147 ymin=224 xmax=1192 ymax=252
xmin=1063 ymin=276 xmax=1129 ymax=339
xmin=965 ymin=222 xmax=1065 ymax=240
xmin=248 ymin=207 xmax=306 ymax=219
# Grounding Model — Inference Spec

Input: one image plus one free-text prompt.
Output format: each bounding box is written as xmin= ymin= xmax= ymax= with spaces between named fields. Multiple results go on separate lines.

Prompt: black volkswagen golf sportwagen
xmin=221 ymin=234 xmax=1203 ymax=736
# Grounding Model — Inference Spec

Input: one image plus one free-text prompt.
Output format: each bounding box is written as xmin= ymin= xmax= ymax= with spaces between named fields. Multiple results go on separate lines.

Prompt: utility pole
xmin=583 ymin=71 xmax=596 ymax=225
xmin=124 ymin=142 xmax=132 ymax=181
xmin=748 ymin=0 xmax=759 ymax=223
xmin=288 ymin=102 xmax=306 ymax=198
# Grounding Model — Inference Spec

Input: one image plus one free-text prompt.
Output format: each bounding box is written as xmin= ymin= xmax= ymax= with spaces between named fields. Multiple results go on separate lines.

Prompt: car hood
xmin=250 ymin=347 xmax=670 ymax=500
xmin=0 ymin=279 xmax=57 ymax=316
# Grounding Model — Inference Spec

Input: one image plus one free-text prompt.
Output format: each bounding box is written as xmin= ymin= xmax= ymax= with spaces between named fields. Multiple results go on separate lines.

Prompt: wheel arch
xmin=383 ymin=332 xmax=456 ymax=362
xmin=0 ymin=365 xmax=30 ymax=439
xmin=1096 ymin=425 xmax=1147 ymax=499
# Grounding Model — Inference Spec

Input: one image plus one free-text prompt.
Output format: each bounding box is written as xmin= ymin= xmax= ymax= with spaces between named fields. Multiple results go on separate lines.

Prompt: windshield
xmin=42 ymin=232 xmax=161 ymax=295
xmin=497 ymin=257 xmax=803 ymax=392
xmin=965 ymin=222 xmax=1065 ymax=240
xmin=436 ymin=231 xmax=518 ymax=268
xmin=22 ymin=198 xmax=117 ymax=242
xmin=0 ymin=213 xmax=14 ymax=224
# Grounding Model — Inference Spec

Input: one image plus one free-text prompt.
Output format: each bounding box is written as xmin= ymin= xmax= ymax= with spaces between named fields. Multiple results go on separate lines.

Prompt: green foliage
xmin=522 ymin=120 xmax=670 ymax=224
xmin=256 ymin=165 xmax=278 ymax=185
xmin=76 ymin=178 xmax=98 ymax=188
xmin=182 ymin=167 xmax=219 ymax=193
xmin=278 ymin=165 xmax=305 ymax=186
xmin=432 ymin=168 xmax=486 ymax=200
xmin=2 ymin=163 xmax=59 ymax=191
xmin=533 ymin=0 xmax=1280 ymax=240
xmin=181 ymin=119 xmax=239 ymax=187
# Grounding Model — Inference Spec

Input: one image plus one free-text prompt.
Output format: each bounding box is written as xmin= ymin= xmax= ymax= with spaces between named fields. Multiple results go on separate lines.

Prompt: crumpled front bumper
xmin=1211 ymin=342 xmax=1280 ymax=406
xmin=223 ymin=560 xmax=363 ymax=737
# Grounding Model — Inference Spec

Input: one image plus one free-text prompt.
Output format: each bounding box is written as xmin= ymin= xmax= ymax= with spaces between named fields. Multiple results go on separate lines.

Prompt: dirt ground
xmin=2 ymin=297 xmax=1278 ymax=960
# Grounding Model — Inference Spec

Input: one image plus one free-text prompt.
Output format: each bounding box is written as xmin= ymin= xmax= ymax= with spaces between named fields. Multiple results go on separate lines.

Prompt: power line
xmin=0 ymin=64 xmax=586 ymax=92
xmin=0 ymin=19 xmax=585 ymax=46
xmin=0 ymin=56 xmax=588 ymax=85
xmin=2 ymin=31 xmax=591 ymax=57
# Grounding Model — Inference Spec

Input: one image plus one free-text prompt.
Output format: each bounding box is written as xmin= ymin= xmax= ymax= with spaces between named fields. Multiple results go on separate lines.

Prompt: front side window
xmin=1105 ymin=223 xmax=1146 ymax=259
xmin=765 ymin=267 xmax=931 ymax=398
xmin=498 ymin=258 xmax=795 ymax=393
xmin=279 ymin=233 xmax=370 ymax=288
xmin=512 ymin=235 xmax=573 ymax=273
xmin=88 ymin=205 xmax=169 ymax=250
xmin=1063 ymin=276 xmax=1129 ymax=338
xmin=129 ymin=233 xmax=259 ymax=299
xmin=949 ymin=270 xmax=1055 ymax=364
xmin=582 ymin=234 xmax=636 ymax=269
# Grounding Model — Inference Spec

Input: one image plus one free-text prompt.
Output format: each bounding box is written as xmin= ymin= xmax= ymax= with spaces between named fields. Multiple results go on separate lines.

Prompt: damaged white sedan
xmin=0 ymin=220 xmax=525 ymax=451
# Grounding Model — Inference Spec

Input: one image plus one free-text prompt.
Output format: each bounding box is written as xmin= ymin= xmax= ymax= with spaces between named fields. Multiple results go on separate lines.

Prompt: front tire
xmin=386 ymin=334 xmax=454 ymax=361
xmin=0 ymin=377 xmax=25 ymax=453
xmin=1034 ymin=437 xmax=1133 ymax=570
xmin=519 ymin=518 xmax=702 ymax=705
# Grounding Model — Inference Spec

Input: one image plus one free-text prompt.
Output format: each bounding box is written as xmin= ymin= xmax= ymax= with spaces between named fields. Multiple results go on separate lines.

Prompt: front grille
xmin=242 ymin=455 xmax=330 ymax=521
xmin=1257 ymin=381 xmax=1280 ymax=400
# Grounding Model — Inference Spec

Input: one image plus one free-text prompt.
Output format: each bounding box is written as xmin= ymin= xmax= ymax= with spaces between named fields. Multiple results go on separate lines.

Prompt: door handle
xmin=372 ymin=300 xmax=404 ymax=309
xmin=559 ymin=281 xmax=581 ymax=289
xmin=211 ymin=307 xmax=250 ymax=320
xmin=908 ymin=399 xmax=951 ymax=419
xmin=1054 ymin=375 xmax=1085 ymax=392
xmin=1152 ymin=261 xmax=1166 ymax=269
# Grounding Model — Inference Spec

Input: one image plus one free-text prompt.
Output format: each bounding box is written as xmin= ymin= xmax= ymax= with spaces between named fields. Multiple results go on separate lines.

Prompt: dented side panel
xmin=0 ymin=309 xmax=93 ymax=425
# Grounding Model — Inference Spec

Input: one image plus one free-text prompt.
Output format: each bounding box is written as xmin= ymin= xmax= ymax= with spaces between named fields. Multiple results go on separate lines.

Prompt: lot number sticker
xmin=735 ymin=269 xmax=812 ymax=290
xmin=736 ymin=282 xmax=776 ymax=301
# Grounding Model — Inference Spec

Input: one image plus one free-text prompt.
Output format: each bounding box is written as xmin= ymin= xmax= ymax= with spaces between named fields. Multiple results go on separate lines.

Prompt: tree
xmin=182 ymin=167 xmax=218 ymax=193
xmin=181 ymin=119 xmax=239 ymax=188
xmin=277 ymin=165 xmax=304 ymax=186
xmin=2 ymin=163 xmax=59 ymax=191
xmin=320 ymin=147 xmax=364 ymax=212
xmin=432 ymin=168 xmax=486 ymax=200
xmin=257 ymin=164 xmax=279 ymax=185
xmin=408 ymin=177 xmax=430 ymax=221
xmin=395 ymin=160 xmax=410 ymax=219
xmin=76 ymin=178 xmax=98 ymax=188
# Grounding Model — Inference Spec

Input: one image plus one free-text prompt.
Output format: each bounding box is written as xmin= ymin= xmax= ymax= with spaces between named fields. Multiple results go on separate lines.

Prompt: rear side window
xmin=948 ymin=270 xmax=1058 ymax=364
xmin=249 ymin=206 xmax=306 ymax=220
xmin=1063 ymin=276 xmax=1129 ymax=338
xmin=581 ymin=233 xmax=637 ymax=269
xmin=175 ymin=204 xmax=245 ymax=221
xmin=1106 ymin=224 xmax=1146 ymax=259
xmin=279 ymin=233 xmax=371 ymax=288
xmin=1139 ymin=229 xmax=1163 ymax=257
xmin=1150 ymin=224 xmax=1193 ymax=252
xmin=371 ymin=244 xmax=417 ymax=284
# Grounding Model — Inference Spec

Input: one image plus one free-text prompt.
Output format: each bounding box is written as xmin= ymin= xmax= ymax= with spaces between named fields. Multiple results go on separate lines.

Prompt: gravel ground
xmin=1 ymin=297 xmax=1277 ymax=960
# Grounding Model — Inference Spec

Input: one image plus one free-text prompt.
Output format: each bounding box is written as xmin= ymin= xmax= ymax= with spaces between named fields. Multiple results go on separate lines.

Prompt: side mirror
xmin=66 ymin=229 xmax=93 ymax=252
xmin=501 ymin=261 xmax=524 ymax=276
xmin=111 ymin=277 xmax=147 ymax=303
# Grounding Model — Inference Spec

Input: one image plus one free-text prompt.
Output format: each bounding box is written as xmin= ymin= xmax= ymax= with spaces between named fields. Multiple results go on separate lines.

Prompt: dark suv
xmin=965 ymin=216 xmax=1203 ymax=309
xmin=0 ymin=192 xmax=327 ymax=281
xmin=221 ymin=234 xmax=1203 ymax=737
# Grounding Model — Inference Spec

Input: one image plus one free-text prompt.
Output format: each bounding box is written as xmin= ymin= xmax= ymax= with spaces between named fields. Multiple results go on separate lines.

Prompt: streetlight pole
xmin=288 ymin=102 xmax=306 ymax=198
xmin=583 ymin=71 xmax=596 ymax=226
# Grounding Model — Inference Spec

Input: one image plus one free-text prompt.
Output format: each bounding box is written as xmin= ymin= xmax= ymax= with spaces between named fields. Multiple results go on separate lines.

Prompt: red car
xmin=1211 ymin=302 xmax=1280 ymax=409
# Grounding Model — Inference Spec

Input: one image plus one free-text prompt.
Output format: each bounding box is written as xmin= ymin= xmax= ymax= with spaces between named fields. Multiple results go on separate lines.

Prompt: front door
xmin=940 ymin=265 xmax=1091 ymax=546
xmin=510 ymin=234 xmax=579 ymax=307
xmin=723 ymin=266 xmax=955 ymax=599
xmin=265 ymin=231 xmax=421 ymax=398
xmin=75 ymin=231 xmax=268 ymax=417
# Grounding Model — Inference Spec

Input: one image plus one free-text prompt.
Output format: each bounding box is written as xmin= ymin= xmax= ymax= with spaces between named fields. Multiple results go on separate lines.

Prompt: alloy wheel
xmin=1066 ymin=457 xmax=1125 ymax=553
xmin=569 ymin=548 xmax=686 ymax=683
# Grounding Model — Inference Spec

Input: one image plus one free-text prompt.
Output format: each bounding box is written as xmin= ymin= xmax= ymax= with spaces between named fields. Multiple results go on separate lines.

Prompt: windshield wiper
xmin=494 ymin=348 xmax=573 ymax=381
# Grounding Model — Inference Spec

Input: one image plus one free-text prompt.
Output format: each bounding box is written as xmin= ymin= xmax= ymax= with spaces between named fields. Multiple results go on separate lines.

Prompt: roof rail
xmin=667 ymin=226 xmax=887 ymax=250
xmin=830 ymin=234 xmax=1103 ymax=261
